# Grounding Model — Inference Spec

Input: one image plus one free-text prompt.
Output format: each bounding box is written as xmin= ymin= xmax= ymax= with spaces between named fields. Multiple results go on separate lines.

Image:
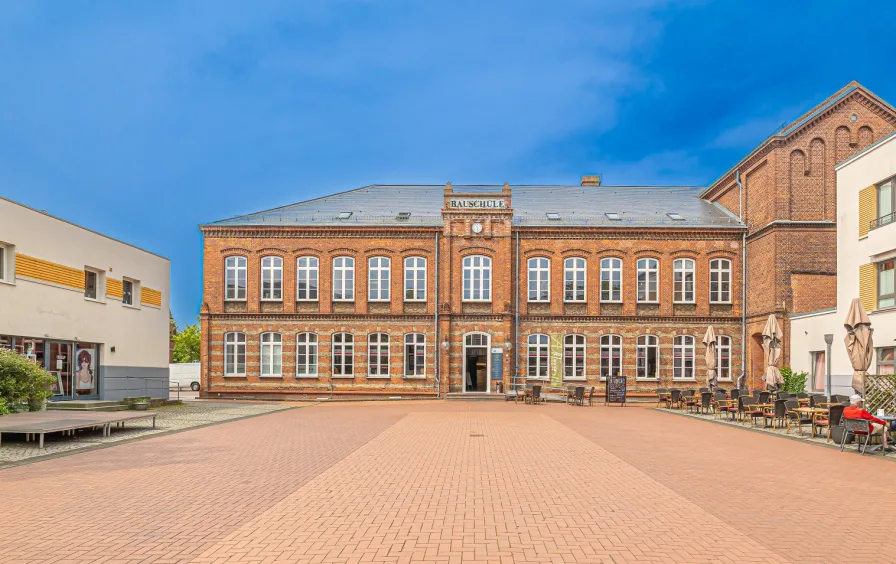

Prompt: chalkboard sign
xmin=605 ymin=375 xmax=627 ymax=406
xmin=491 ymin=348 xmax=503 ymax=380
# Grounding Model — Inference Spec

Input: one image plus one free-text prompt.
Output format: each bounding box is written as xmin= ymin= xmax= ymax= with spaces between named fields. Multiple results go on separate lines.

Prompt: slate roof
xmin=207 ymin=184 xmax=744 ymax=229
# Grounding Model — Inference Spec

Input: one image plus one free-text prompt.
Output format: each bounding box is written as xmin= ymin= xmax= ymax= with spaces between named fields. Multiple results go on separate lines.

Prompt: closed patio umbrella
xmin=844 ymin=298 xmax=874 ymax=396
xmin=703 ymin=326 xmax=717 ymax=389
xmin=762 ymin=315 xmax=784 ymax=391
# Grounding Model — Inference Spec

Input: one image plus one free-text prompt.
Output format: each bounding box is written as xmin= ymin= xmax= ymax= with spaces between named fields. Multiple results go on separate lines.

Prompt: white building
xmin=0 ymin=196 xmax=171 ymax=401
xmin=791 ymin=131 xmax=896 ymax=393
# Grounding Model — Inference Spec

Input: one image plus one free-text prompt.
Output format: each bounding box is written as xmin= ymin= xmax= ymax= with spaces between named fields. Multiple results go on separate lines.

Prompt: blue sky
xmin=2 ymin=1 xmax=895 ymax=327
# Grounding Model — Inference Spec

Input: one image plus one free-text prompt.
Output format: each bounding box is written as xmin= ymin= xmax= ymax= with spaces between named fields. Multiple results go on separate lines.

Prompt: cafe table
xmin=868 ymin=414 xmax=896 ymax=453
xmin=793 ymin=407 xmax=828 ymax=438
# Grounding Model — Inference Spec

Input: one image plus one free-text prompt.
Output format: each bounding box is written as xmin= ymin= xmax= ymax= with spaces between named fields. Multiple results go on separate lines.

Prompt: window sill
xmin=260 ymin=299 xmax=283 ymax=303
xmin=637 ymin=301 xmax=659 ymax=305
xmin=710 ymin=301 xmax=733 ymax=305
xmin=871 ymin=305 xmax=896 ymax=314
xmin=0 ymin=279 xmax=15 ymax=286
xmin=563 ymin=377 xmax=587 ymax=382
xmin=365 ymin=374 xmax=391 ymax=379
xmin=526 ymin=377 xmax=549 ymax=380
xmin=295 ymin=374 xmax=319 ymax=379
xmin=84 ymin=297 xmax=105 ymax=304
xmin=672 ymin=378 xmax=697 ymax=382
xmin=331 ymin=375 xmax=355 ymax=378
xmin=259 ymin=375 xmax=283 ymax=379
xmin=223 ymin=374 xmax=246 ymax=378
xmin=600 ymin=300 xmax=622 ymax=304
xmin=673 ymin=301 xmax=696 ymax=305
xmin=122 ymin=303 xmax=141 ymax=310
xmin=403 ymin=375 xmax=426 ymax=379
xmin=296 ymin=299 xmax=319 ymax=302
xmin=528 ymin=300 xmax=550 ymax=304
xmin=636 ymin=378 xmax=659 ymax=382
xmin=404 ymin=299 xmax=427 ymax=303
xmin=368 ymin=299 xmax=391 ymax=303
xmin=462 ymin=300 xmax=492 ymax=303
xmin=332 ymin=300 xmax=355 ymax=303
xmin=224 ymin=299 xmax=247 ymax=303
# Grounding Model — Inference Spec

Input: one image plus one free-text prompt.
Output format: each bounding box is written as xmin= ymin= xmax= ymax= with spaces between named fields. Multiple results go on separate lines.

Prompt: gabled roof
xmin=206 ymin=184 xmax=744 ymax=229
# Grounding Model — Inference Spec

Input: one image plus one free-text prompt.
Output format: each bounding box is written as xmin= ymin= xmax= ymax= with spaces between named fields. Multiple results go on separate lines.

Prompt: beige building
xmin=790 ymin=130 xmax=896 ymax=393
xmin=0 ymin=196 xmax=171 ymax=401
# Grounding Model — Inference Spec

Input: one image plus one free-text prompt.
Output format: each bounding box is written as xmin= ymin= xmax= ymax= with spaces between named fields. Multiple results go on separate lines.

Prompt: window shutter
xmin=858 ymin=185 xmax=877 ymax=237
xmin=859 ymin=263 xmax=877 ymax=312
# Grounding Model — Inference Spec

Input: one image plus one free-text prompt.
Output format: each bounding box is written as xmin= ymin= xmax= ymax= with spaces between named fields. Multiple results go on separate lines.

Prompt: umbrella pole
xmin=824 ymin=334 xmax=833 ymax=400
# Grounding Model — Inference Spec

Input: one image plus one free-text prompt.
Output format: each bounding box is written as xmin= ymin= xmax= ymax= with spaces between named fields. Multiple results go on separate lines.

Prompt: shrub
xmin=0 ymin=349 xmax=57 ymax=413
xmin=780 ymin=366 xmax=808 ymax=394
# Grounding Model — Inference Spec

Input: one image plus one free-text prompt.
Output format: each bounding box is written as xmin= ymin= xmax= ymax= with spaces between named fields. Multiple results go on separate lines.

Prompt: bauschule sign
xmin=448 ymin=198 xmax=507 ymax=209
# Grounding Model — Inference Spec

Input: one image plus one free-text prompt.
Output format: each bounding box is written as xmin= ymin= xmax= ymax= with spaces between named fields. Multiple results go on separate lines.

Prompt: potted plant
xmin=130 ymin=397 xmax=150 ymax=411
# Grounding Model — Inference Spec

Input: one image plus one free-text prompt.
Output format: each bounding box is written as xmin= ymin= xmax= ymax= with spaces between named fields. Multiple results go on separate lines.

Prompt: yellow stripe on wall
xmin=859 ymin=262 xmax=877 ymax=312
xmin=15 ymin=254 xmax=84 ymax=290
xmin=142 ymin=286 xmax=162 ymax=307
xmin=858 ymin=184 xmax=876 ymax=237
xmin=106 ymin=278 xmax=123 ymax=299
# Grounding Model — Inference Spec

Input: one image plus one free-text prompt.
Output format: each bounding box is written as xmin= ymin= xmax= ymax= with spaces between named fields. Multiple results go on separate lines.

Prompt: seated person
xmin=844 ymin=395 xmax=891 ymax=449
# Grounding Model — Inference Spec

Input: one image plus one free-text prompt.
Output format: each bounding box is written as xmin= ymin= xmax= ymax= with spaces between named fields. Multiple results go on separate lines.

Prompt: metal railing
xmin=870 ymin=212 xmax=895 ymax=231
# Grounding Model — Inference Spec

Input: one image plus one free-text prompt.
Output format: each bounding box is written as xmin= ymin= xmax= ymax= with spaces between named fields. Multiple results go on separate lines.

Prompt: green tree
xmin=0 ymin=349 xmax=57 ymax=414
xmin=172 ymin=323 xmax=201 ymax=363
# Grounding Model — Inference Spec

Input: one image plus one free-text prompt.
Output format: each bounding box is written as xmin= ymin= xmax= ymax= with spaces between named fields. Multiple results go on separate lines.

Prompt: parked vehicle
xmin=169 ymin=362 xmax=201 ymax=391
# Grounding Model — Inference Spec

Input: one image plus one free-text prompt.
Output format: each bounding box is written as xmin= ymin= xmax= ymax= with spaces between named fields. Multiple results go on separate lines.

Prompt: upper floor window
xmin=260 ymin=332 xmax=282 ymax=377
xmin=260 ymin=256 xmax=283 ymax=301
xmin=296 ymin=332 xmax=318 ymax=377
xmin=717 ymin=335 xmax=732 ymax=381
xmin=405 ymin=333 xmax=425 ymax=377
xmin=673 ymin=335 xmax=695 ymax=380
xmin=637 ymin=258 xmax=659 ymax=302
xmin=225 ymin=256 xmax=247 ymax=301
xmin=877 ymin=177 xmax=895 ymax=227
xmin=368 ymin=333 xmax=390 ymax=377
xmin=224 ymin=332 xmax=246 ymax=376
xmin=879 ymin=260 xmax=895 ymax=309
xmin=332 ymin=332 xmax=354 ymax=376
xmin=636 ymin=335 xmax=658 ymax=380
xmin=404 ymin=257 xmax=426 ymax=301
xmin=368 ymin=257 xmax=391 ymax=301
xmin=673 ymin=259 xmax=695 ymax=303
xmin=563 ymin=334 xmax=585 ymax=380
xmin=333 ymin=257 xmax=355 ymax=301
xmin=84 ymin=267 xmax=104 ymax=301
xmin=564 ymin=257 xmax=586 ymax=302
xmin=122 ymin=278 xmax=139 ymax=306
xmin=296 ymin=256 xmax=319 ymax=301
xmin=528 ymin=258 xmax=550 ymax=302
xmin=0 ymin=242 xmax=13 ymax=283
xmin=462 ymin=255 xmax=491 ymax=301
xmin=600 ymin=258 xmax=622 ymax=302
xmin=527 ymin=334 xmax=549 ymax=379
xmin=600 ymin=335 xmax=622 ymax=380
xmin=710 ymin=259 xmax=732 ymax=303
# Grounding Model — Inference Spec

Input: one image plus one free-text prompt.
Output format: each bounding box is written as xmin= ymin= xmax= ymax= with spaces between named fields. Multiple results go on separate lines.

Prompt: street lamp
xmin=824 ymin=333 xmax=834 ymax=399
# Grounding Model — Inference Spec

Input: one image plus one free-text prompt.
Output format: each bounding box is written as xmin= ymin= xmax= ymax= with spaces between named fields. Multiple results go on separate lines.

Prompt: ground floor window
xmin=224 ymin=332 xmax=246 ymax=376
xmin=528 ymin=334 xmax=549 ymax=379
xmin=333 ymin=333 xmax=354 ymax=376
xmin=296 ymin=333 xmax=318 ymax=376
xmin=600 ymin=335 xmax=621 ymax=380
xmin=811 ymin=351 xmax=826 ymax=391
xmin=368 ymin=333 xmax=390 ymax=377
xmin=717 ymin=336 xmax=731 ymax=381
xmin=673 ymin=335 xmax=694 ymax=380
xmin=260 ymin=332 xmax=282 ymax=377
xmin=879 ymin=347 xmax=895 ymax=375
xmin=636 ymin=335 xmax=658 ymax=380
xmin=563 ymin=334 xmax=585 ymax=380
xmin=404 ymin=333 xmax=425 ymax=377
xmin=2 ymin=335 xmax=100 ymax=397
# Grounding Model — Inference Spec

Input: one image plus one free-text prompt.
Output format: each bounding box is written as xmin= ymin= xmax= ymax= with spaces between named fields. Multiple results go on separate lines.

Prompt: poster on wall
xmin=75 ymin=346 xmax=96 ymax=396
xmin=550 ymin=334 xmax=563 ymax=388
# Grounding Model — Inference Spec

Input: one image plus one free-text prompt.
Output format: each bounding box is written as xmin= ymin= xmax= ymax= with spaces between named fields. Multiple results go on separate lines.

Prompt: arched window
xmin=716 ymin=335 xmax=731 ymax=381
xmin=368 ymin=333 xmax=390 ymax=377
xmin=462 ymin=255 xmax=491 ymax=301
xmin=260 ymin=332 xmax=282 ymax=377
xmin=223 ymin=332 xmax=246 ymax=376
xmin=333 ymin=257 xmax=355 ymax=301
xmin=600 ymin=258 xmax=622 ymax=302
xmin=710 ymin=259 xmax=731 ymax=303
xmin=404 ymin=257 xmax=427 ymax=301
xmin=260 ymin=256 xmax=283 ymax=301
xmin=636 ymin=335 xmax=659 ymax=380
xmin=224 ymin=256 xmax=247 ymax=301
xmin=404 ymin=333 xmax=426 ymax=377
xmin=563 ymin=334 xmax=586 ymax=380
xmin=296 ymin=333 xmax=318 ymax=377
xmin=673 ymin=258 xmax=695 ymax=303
xmin=564 ymin=257 xmax=586 ymax=302
xmin=673 ymin=335 xmax=695 ymax=380
xmin=296 ymin=257 xmax=319 ymax=301
xmin=368 ymin=257 xmax=391 ymax=301
xmin=637 ymin=258 xmax=659 ymax=302
xmin=332 ymin=333 xmax=354 ymax=376
xmin=600 ymin=335 xmax=622 ymax=380
xmin=527 ymin=258 xmax=550 ymax=302
xmin=528 ymin=334 xmax=549 ymax=379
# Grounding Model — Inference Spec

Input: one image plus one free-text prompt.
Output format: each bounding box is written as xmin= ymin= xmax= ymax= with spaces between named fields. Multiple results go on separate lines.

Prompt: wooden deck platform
xmin=0 ymin=411 xmax=157 ymax=448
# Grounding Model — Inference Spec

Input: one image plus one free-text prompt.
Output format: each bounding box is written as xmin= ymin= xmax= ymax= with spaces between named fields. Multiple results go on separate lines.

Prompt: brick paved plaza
xmin=2 ymin=402 xmax=895 ymax=563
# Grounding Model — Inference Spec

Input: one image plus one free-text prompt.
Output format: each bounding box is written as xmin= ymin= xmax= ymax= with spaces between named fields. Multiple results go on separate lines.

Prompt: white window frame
xmin=122 ymin=277 xmax=140 ymax=308
xmin=260 ymin=256 xmax=283 ymax=301
xmin=368 ymin=333 xmax=390 ymax=377
xmin=0 ymin=242 xmax=14 ymax=284
xmin=84 ymin=267 xmax=105 ymax=303
xmin=368 ymin=257 xmax=391 ymax=302
xmin=225 ymin=256 xmax=247 ymax=301
xmin=527 ymin=258 xmax=550 ymax=302
xmin=527 ymin=334 xmax=549 ymax=380
xmin=296 ymin=256 xmax=319 ymax=301
xmin=224 ymin=332 xmax=246 ymax=376
xmin=260 ymin=332 xmax=282 ymax=377
xmin=404 ymin=333 xmax=426 ymax=378
xmin=600 ymin=257 xmax=622 ymax=302
xmin=462 ymin=255 xmax=492 ymax=302
xmin=564 ymin=257 xmax=587 ymax=302
xmin=879 ymin=260 xmax=895 ymax=309
xmin=563 ymin=334 xmax=586 ymax=380
xmin=636 ymin=335 xmax=659 ymax=380
xmin=717 ymin=335 xmax=732 ymax=382
xmin=637 ymin=258 xmax=659 ymax=303
xmin=673 ymin=335 xmax=695 ymax=380
xmin=332 ymin=332 xmax=354 ymax=377
xmin=296 ymin=332 xmax=318 ymax=377
xmin=673 ymin=258 xmax=695 ymax=303
xmin=599 ymin=334 xmax=622 ymax=381
xmin=710 ymin=258 xmax=732 ymax=304
xmin=404 ymin=257 xmax=427 ymax=301
xmin=332 ymin=257 xmax=355 ymax=301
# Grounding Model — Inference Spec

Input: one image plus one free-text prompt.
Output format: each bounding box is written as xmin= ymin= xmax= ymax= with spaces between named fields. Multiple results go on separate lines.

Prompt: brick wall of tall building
xmin=790 ymin=273 xmax=837 ymax=315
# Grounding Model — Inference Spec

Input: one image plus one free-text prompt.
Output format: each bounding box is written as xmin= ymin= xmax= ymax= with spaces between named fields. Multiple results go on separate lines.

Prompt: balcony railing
xmin=871 ymin=212 xmax=895 ymax=231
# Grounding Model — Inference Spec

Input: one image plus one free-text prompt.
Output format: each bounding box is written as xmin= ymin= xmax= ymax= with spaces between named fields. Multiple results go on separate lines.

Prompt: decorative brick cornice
xmin=220 ymin=247 xmax=251 ymax=254
xmin=633 ymin=249 xmax=662 ymax=257
xmin=706 ymin=250 xmax=738 ymax=259
xmin=670 ymin=250 xmax=699 ymax=259
xmin=364 ymin=248 xmax=395 ymax=255
xmin=520 ymin=315 xmax=742 ymax=324
xmin=256 ymin=247 xmax=287 ymax=255
xmin=458 ymin=246 xmax=497 ymax=256
xmin=399 ymin=247 xmax=433 ymax=255
xmin=523 ymin=248 xmax=556 ymax=256
xmin=203 ymin=226 xmax=439 ymax=239
xmin=207 ymin=313 xmax=436 ymax=322
xmin=291 ymin=247 xmax=323 ymax=255
xmin=747 ymin=220 xmax=836 ymax=241
xmin=559 ymin=248 xmax=591 ymax=257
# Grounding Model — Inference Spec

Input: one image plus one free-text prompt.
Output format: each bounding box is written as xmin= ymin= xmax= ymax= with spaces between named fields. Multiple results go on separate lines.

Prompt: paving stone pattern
xmin=2 ymin=402 xmax=895 ymax=563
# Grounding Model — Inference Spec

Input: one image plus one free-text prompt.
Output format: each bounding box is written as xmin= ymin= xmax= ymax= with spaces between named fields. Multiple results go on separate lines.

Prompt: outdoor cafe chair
xmin=656 ymin=388 xmax=669 ymax=408
xmin=763 ymin=399 xmax=788 ymax=429
xmin=571 ymin=386 xmax=585 ymax=406
xmin=741 ymin=398 xmax=765 ymax=427
xmin=730 ymin=389 xmax=741 ymax=402
xmin=809 ymin=394 xmax=827 ymax=407
xmin=713 ymin=391 xmax=733 ymax=420
xmin=785 ymin=400 xmax=812 ymax=436
xmin=777 ymin=392 xmax=791 ymax=400
xmin=828 ymin=405 xmax=847 ymax=443
xmin=530 ymin=385 xmax=542 ymax=405
xmin=833 ymin=394 xmax=850 ymax=405
xmin=699 ymin=391 xmax=712 ymax=415
xmin=797 ymin=392 xmax=809 ymax=399
xmin=669 ymin=389 xmax=682 ymax=409
xmin=812 ymin=405 xmax=835 ymax=439
xmin=752 ymin=390 xmax=762 ymax=401
xmin=586 ymin=386 xmax=595 ymax=406
xmin=682 ymin=390 xmax=699 ymax=413
xmin=841 ymin=418 xmax=874 ymax=454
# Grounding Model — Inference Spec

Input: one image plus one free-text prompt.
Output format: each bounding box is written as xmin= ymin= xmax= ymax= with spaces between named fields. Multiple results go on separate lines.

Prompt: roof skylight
xmin=396 ymin=212 xmax=411 ymax=220
xmin=337 ymin=211 xmax=353 ymax=219
xmin=545 ymin=212 xmax=561 ymax=220
xmin=605 ymin=212 xmax=620 ymax=220
xmin=666 ymin=213 xmax=684 ymax=221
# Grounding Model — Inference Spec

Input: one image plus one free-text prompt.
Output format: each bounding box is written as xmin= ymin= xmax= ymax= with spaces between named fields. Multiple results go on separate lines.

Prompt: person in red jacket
xmin=844 ymin=395 xmax=890 ymax=450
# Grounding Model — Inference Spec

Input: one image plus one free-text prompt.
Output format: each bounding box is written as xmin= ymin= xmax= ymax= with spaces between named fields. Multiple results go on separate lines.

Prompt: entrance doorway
xmin=463 ymin=333 xmax=490 ymax=393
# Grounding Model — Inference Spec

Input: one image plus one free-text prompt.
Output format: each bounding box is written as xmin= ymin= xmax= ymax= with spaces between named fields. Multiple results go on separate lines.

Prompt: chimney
xmin=580 ymin=175 xmax=601 ymax=187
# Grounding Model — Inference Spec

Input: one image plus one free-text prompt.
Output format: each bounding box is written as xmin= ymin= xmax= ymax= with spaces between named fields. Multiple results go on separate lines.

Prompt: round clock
xmin=472 ymin=222 xmax=483 ymax=234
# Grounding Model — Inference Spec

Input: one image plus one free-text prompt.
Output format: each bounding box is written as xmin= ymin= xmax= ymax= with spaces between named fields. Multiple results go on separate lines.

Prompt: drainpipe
xmin=434 ymin=232 xmax=440 ymax=398
xmin=514 ymin=231 xmax=520 ymax=393
xmin=736 ymin=171 xmax=747 ymax=384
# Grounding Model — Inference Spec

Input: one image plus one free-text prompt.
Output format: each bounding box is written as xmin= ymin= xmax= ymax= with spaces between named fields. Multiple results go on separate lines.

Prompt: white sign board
xmin=448 ymin=198 xmax=506 ymax=209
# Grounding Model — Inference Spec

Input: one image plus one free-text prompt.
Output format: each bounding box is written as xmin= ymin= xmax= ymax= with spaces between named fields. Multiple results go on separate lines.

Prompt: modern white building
xmin=0 ymin=196 xmax=171 ymax=401
xmin=791 ymin=131 xmax=896 ymax=393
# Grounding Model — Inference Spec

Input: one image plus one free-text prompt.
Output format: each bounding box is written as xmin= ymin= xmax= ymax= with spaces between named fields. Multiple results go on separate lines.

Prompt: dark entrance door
xmin=465 ymin=347 xmax=488 ymax=392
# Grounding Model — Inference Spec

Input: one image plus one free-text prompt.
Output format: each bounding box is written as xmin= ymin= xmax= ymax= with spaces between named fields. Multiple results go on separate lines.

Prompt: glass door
xmin=47 ymin=342 xmax=74 ymax=398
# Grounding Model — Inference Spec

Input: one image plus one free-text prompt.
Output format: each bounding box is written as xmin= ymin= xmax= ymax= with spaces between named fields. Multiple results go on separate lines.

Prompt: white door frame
xmin=462 ymin=332 xmax=490 ymax=393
